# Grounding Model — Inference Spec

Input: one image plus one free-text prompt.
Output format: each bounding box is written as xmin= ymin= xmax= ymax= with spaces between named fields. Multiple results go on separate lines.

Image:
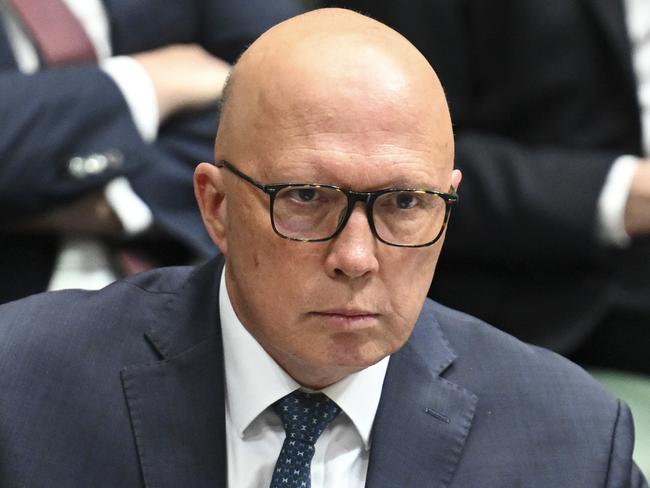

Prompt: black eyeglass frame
xmin=216 ymin=160 xmax=458 ymax=248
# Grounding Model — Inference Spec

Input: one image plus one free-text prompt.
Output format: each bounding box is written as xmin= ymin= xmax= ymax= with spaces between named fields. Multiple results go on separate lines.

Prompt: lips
xmin=310 ymin=309 xmax=380 ymax=330
xmin=316 ymin=309 xmax=377 ymax=317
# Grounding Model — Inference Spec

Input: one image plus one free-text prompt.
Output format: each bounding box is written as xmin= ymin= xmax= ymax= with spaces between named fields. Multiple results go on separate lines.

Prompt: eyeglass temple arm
xmin=446 ymin=187 xmax=459 ymax=203
xmin=215 ymin=160 xmax=267 ymax=192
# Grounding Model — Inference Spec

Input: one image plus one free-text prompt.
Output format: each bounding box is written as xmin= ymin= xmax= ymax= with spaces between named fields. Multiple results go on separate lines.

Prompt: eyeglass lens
xmin=272 ymin=186 xmax=447 ymax=246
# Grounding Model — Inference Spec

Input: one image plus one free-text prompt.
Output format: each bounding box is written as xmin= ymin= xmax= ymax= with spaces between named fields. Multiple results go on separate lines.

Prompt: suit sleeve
xmin=424 ymin=0 xmax=620 ymax=264
xmin=446 ymin=134 xmax=616 ymax=263
xmin=0 ymin=67 xmax=149 ymax=222
xmin=1 ymin=0 xmax=304 ymax=258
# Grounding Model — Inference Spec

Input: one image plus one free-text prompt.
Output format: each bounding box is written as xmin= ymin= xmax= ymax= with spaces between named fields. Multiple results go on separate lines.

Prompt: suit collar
xmin=144 ymin=254 xmax=225 ymax=360
xmin=365 ymin=301 xmax=478 ymax=488
xmin=121 ymin=256 xmax=227 ymax=488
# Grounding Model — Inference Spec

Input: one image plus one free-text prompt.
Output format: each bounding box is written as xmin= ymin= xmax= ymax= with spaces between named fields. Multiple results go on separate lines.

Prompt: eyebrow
xmin=376 ymin=177 xmax=443 ymax=191
xmin=262 ymin=174 xmax=438 ymax=191
xmin=261 ymin=163 xmax=443 ymax=191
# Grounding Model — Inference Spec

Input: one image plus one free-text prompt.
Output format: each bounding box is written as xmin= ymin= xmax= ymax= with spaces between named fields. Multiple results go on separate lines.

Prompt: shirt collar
xmin=219 ymin=267 xmax=389 ymax=451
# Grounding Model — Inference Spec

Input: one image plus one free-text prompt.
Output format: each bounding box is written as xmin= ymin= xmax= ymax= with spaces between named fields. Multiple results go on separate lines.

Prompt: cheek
xmin=381 ymin=246 xmax=441 ymax=332
xmin=227 ymin=200 xmax=273 ymax=267
xmin=225 ymin=202 xmax=289 ymax=318
xmin=385 ymin=245 xmax=440 ymax=297
xmin=229 ymin=216 xmax=320 ymax=315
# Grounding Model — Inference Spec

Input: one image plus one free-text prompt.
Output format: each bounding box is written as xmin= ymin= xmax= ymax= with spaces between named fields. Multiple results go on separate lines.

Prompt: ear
xmin=436 ymin=168 xmax=463 ymax=247
xmin=451 ymin=168 xmax=462 ymax=191
xmin=194 ymin=162 xmax=229 ymax=255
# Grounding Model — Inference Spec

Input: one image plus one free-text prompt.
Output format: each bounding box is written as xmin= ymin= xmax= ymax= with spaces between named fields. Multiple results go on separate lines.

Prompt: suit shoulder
xmin=424 ymin=299 xmax=616 ymax=408
xmin=421 ymin=300 xmax=641 ymax=485
xmin=0 ymin=266 xmax=194 ymax=365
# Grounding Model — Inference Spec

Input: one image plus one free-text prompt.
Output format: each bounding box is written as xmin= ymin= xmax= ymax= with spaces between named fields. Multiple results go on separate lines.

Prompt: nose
xmin=324 ymin=204 xmax=379 ymax=279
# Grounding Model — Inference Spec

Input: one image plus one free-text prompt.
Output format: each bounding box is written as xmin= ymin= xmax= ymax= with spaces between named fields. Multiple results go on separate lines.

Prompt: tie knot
xmin=273 ymin=391 xmax=341 ymax=446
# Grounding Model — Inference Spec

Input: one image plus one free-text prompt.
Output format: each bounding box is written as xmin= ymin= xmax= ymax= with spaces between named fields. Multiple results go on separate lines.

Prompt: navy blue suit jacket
xmin=0 ymin=0 xmax=302 ymax=303
xmin=0 ymin=255 xmax=646 ymax=486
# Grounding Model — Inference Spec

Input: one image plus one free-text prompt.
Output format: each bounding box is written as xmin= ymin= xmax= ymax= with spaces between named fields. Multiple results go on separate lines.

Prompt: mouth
xmin=310 ymin=309 xmax=381 ymax=330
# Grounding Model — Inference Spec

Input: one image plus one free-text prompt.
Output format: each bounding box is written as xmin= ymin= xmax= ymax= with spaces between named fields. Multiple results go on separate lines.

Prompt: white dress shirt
xmin=219 ymin=269 xmax=389 ymax=488
xmin=1 ymin=0 xmax=157 ymax=290
xmin=598 ymin=0 xmax=650 ymax=246
xmin=625 ymin=0 xmax=650 ymax=158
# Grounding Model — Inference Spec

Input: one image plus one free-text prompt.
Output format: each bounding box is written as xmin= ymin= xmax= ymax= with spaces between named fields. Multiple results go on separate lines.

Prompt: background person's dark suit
xmin=0 ymin=0 xmax=302 ymax=304
xmin=324 ymin=0 xmax=650 ymax=372
xmin=0 ymin=255 xmax=646 ymax=487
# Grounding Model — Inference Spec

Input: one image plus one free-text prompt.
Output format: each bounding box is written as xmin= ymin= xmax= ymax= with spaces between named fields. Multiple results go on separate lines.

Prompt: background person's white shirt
xmin=597 ymin=0 xmax=650 ymax=245
xmin=220 ymin=269 xmax=389 ymax=488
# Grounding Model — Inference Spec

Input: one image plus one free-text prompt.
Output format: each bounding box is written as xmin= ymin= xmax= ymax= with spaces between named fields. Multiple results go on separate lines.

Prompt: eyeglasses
xmin=216 ymin=160 xmax=458 ymax=248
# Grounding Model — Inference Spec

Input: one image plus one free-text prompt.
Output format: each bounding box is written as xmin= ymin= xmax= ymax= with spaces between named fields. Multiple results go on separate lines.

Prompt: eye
xmin=376 ymin=191 xmax=434 ymax=213
xmin=295 ymin=188 xmax=317 ymax=202
xmin=386 ymin=191 xmax=422 ymax=210
xmin=395 ymin=192 xmax=418 ymax=209
xmin=280 ymin=186 xmax=332 ymax=205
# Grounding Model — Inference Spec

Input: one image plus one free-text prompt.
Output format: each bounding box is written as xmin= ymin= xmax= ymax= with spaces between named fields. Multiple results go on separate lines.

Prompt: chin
xmin=324 ymin=338 xmax=391 ymax=370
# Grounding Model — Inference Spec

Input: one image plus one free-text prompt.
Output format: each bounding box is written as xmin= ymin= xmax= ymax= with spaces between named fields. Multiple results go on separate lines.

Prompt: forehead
xmin=251 ymin=97 xmax=452 ymax=190
xmin=220 ymin=34 xmax=453 ymax=189
xmin=259 ymin=142 xmax=450 ymax=194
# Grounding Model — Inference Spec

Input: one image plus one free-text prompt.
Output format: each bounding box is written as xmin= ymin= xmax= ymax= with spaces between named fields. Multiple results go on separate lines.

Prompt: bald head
xmin=195 ymin=8 xmax=459 ymax=389
xmin=216 ymin=8 xmax=452 ymax=168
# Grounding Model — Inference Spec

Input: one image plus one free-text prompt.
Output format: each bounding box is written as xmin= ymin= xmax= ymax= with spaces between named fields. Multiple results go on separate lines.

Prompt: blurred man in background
xmin=325 ymin=0 xmax=650 ymax=375
xmin=0 ymin=0 xmax=303 ymax=304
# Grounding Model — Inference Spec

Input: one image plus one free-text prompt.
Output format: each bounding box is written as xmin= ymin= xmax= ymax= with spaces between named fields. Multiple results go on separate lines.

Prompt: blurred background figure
xmin=320 ymin=0 xmax=650 ymax=472
xmin=0 ymin=0 xmax=303 ymax=304
xmin=322 ymin=0 xmax=650 ymax=376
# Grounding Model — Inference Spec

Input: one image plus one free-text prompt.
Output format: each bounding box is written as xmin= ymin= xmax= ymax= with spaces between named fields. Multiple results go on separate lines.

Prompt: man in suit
xmin=0 ymin=8 xmax=647 ymax=487
xmin=0 ymin=0 xmax=302 ymax=304
xmin=320 ymin=0 xmax=650 ymax=374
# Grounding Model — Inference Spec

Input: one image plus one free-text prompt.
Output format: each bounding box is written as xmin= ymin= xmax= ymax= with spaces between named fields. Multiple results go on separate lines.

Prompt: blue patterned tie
xmin=270 ymin=391 xmax=341 ymax=488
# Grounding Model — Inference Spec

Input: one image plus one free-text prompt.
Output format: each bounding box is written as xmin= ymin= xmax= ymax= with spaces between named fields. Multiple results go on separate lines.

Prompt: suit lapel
xmin=365 ymin=303 xmax=477 ymax=488
xmin=121 ymin=256 xmax=228 ymax=488
xmin=121 ymin=338 xmax=226 ymax=488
